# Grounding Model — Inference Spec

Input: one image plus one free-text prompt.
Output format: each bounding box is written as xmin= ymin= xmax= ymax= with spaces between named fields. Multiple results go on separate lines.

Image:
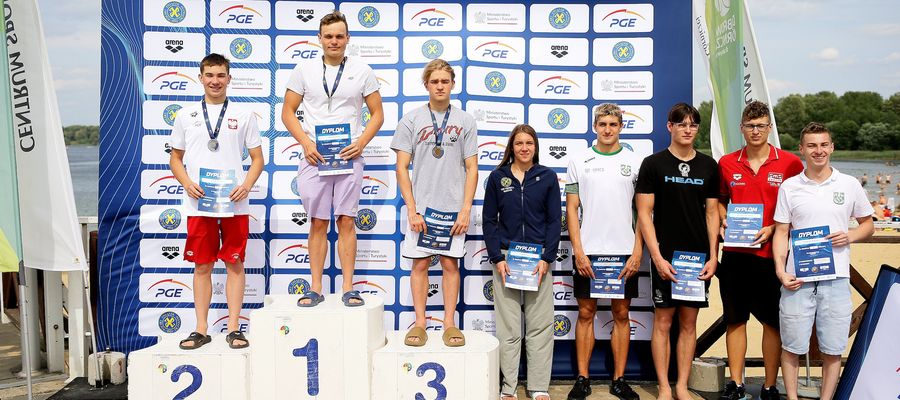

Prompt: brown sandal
xmin=442 ymin=327 xmax=465 ymax=347
xmin=404 ymin=326 xmax=428 ymax=347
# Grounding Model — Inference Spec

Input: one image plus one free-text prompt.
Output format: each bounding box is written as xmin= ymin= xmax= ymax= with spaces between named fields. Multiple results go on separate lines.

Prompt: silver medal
xmin=208 ymin=139 xmax=219 ymax=151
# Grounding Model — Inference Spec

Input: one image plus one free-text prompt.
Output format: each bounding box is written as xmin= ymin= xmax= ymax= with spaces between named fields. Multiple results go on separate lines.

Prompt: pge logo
xmin=548 ymin=7 xmax=571 ymax=29
xmin=158 ymin=208 xmax=182 ymax=230
xmin=478 ymin=141 xmax=506 ymax=162
xmin=553 ymin=281 xmax=574 ymax=301
xmin=149 ymin=175 xmax=184 ymax=195
xmin=538 ymin=76 xmax=580 ymax=95
xmin=482 ymin=280 xmax=494 ymax=302
xmin=474 ymin=247 xmax=490 ymax=266
xmin=162 ymin=104 xmax=182 ymax=126
xmin=158 ymin=311 xmax=182 ymax=333
xmin=277 ymin=244 xmax=311 ymax=265
xmin=362 ymin=175 xmax=389 ymax=196
xmin=421 ymin=39 xmax=444 ymax=59
xmin=358 ymin=6 xmax=381 ymax=28
xmin=147 ymin=279 xmax=191 ymax=298
xmin=219 ymin=4 xmax=263 ymax=24
xmin=548 ymin=145 xmax=568 ymax=160
xmin=162 ymin=1 xmax=186 ymax=24
xmin=601 ymin=318 xmax=647 ymax=337
xmin=484 ymin=71 xmax=507 ymax=93
xmin=287 ymin=277 xmax=311 ymax=294
xmin=283 ymin=143 xmax=304 ymax=163
xmin=553 ymin=314 xmax=571 ymax=337
xmin=284 ymin=40 xmax=321 ymax=60
xmin=229 ymin=37 xmax=253 ymax=60
xmin=548 ymin=108 xmax=570 ymax=130
xmin=601 ymin=8 xmax=646 ymax=28
xmin=214 ymin=315 xmax=250 ymax=333
xmin=361 ymin=106 xmax=372 ymax=127
xmin=612 ymin=41 xmax=634 ymax=63
xmin=412 ymin=8 xmax=453 ymax=27
xmin=622 ymin=111 xmax=643 ymax=130
xmin=356 ymin=208 xmax=378 ymax=231
xmin=151 ymin=71 xmax=197 ymax=92
xmin=354 ymin=280 xmax=387 ymax=295
xmin=475 ymin=41 xmax=517 ymax=59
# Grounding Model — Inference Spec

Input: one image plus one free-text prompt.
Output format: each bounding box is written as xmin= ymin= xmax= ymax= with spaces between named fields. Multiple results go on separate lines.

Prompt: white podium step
xmin=128 ymin=335 xmax=251 ymax=400
xmin=249 ymin=294 xmax=386 ymax=399
xmin=372 ymin=330 xmax=500 ymax=400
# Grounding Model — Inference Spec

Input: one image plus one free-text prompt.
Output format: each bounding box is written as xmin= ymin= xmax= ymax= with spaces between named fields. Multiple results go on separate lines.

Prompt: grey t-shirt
xmin=391 ymin=104 xmax=478 ymax=214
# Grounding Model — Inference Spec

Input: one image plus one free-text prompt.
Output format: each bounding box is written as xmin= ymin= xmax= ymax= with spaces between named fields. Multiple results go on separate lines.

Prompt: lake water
xmin=66 ymin=145 xmax=899 ymax=218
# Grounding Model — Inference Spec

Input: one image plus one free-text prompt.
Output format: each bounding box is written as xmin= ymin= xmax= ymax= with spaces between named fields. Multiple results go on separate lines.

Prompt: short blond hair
xmin=421 ymin=59 xmax=455 ymax=83
xmin=593 ymin=103 xmax=623 ymax=125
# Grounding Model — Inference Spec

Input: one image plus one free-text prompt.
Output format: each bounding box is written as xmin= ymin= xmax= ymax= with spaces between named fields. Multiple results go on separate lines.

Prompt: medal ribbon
xmin=322 ymin=56 xmax=347 ymax=109
xmin=201 ymin=99 xmax=229 ymax=142
xmin=427 ymin=104 xmax=451 ymax=150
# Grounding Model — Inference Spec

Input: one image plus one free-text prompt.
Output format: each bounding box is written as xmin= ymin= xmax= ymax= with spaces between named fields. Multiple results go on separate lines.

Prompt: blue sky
xmin=40 ymin=0 xmax=900 ymax=126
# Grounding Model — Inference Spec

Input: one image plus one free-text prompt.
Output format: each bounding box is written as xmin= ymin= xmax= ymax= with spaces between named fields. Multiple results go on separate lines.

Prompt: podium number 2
xmin=170 ymin=364 xmax=202 ymax=400
xmin=292 ymin=338 xmax=320 ymax=395
xmin=415 ymin=362 xmax=447 ymax=400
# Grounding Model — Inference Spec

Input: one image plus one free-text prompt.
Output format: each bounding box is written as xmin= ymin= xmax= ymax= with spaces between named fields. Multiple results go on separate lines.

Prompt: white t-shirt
xmin=566 ymin=145 xmax=643 ymax=255
xmin=169 ymin=102 xmax=262 ymax=216
xmin=285 ymin=56 xmax=380 ymax=142
xmin=774 ymin=167 xmax=874 ymax=277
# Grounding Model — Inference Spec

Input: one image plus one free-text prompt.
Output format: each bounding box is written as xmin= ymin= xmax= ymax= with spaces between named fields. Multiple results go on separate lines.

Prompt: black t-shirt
xmin=636 ymin=149 xmax=719 ymax=261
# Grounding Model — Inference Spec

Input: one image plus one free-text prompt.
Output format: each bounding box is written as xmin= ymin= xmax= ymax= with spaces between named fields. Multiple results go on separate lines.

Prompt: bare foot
xmin=657 ymin=385 xmax=674 ymax=400
xmin=674 ymin=384 xmax=693 ymax=399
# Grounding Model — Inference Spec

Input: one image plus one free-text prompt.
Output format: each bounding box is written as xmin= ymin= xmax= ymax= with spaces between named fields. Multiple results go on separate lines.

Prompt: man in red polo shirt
xmin=716 ymin=101 xmax=803 ymax=400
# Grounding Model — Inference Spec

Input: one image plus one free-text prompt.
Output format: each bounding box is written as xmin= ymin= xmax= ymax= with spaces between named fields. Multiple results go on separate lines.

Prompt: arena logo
xmin=477 ymin=141 xmax=506 ymax=162
xmin=158 ymin=208 xmax=182 ymax=230
xmin=553 ymin=281 xmax=574 ymax=301
xmin=411 ymin=8 xmax=454 ymax=27
xmin=295 ymin=8 xmax=315 ymax=22
xmin=160 ymin=245 xmax=181 ymax=260
xmin=421 ymin=39 xmax=444 ymax=59
xmin=548 ymin=145 xmax=568 ymax=160
xmin=162 ymin=1 xmax=187 ymax=24
xmin=601 ymin=8 xmax=647 ymax=28
xmin=482 ymin=280 xmax=494 ymax=302
xmin=612 ymin=41 xmax=635 ymax=63
xmin=358 ymin=6 xmax=381 ymax=28
xmin=353 ymin=280 xmax=388 ymax=296
xmin=158 ymin=311 xmax=182 ymax=333
xmin=151 ymin=71 xmax=197 ymax=92
xmin=553 ymin=314 xmax=571 ymax=337
xmin=276 ymin=243 xmax=311 ymax=265
xmin=283 ymin=40 xmax=321 ymax=60
xmin=164 ymin=39 xmax=184 ymax=53
xmin=474 ymin=41 xmax=518 ymax=60
xmin=362 ymin=175 xmax=390 ymax=196
xmin=556 ymin=247 xmax=571 ymax=263
xmin=218 ymin=4 xmax=264 ymax=24
xmin=601 ymin=318 xmax=648 ymax=337
xmin=548 ymin=7 xmax=571 ymax=29
xmin=356 ymin=208 xmax=378 ymax=231
xmin=550 ymin=44 xmax=568 ymax=59
xmin=287 ymin=277 xmax=311 ymax=294
xmin=537 ymin=75 xmax=580 ymax=95
xmin=548 ymin=108 xmax=570 ymax=130
xmin=147 ymin=278 xmax=191 ymax=299
xmin=427 ymin=282 xmax=439 ymax=297
xmin=162 ymin=104 xmax=182 ymax=126
xmin=291 ymin=211 xmax=308 ymax=227
xmin=229 ymin=37 xmax=253 ymax=60
xmin=213 ymin=315 xmax=250 ymax=333
xmin=484 ymin=71 xmax=507 ymax=93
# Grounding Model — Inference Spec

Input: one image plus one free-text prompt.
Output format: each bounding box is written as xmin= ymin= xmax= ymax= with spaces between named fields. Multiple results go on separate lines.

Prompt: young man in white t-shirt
xmin=772 ymin=122 xmax=874 ymax=400
xmin=169 ymin=53 xmax=264 ymax=349
xmin=281 ymin=11 xmax=384 ymax=307
xmin=565 ymin=103 xmax=644 ymax=400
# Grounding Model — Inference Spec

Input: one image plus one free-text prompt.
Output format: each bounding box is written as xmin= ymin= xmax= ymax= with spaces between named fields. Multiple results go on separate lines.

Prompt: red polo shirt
xmin=718 ymin=144 xmax=804 ymax=258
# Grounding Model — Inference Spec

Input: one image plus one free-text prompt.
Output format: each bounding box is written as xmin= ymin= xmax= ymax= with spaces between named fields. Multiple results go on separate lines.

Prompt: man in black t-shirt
xmin=636 ymin=103 xmax=719 ymax=400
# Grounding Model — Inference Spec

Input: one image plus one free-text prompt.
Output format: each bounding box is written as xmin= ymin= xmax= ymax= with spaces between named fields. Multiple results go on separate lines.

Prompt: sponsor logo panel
xmin=593 ymin=38 xmax=654 ymax=67
xmin=241 ymin=136 xmax=270 ymax=167
xmin=399 ymin=275 xmax=448 ymax=306
xmin=345 ymin=36 xmax=400 ymax=65
xmin=593 ymin=4 xmax=654 ymax=33
xmin=590 ymin=104 xmax=653 ymax=135
xmin=334 ymin=275 xmax=396 ymax=305
xmin=274 ymin=35 xmax=322 ymax=64
xmin=144 ymin=0 xmax=205 ymax=28
xmin=209 ymin=1 xmax=271 ymax=29
xmin=354 ymin=204 xmax=396 ymax=235
xmin=142 ymin=31 xmax=205 ymax=61
xmin=225 ymin=68 xmax=272 ymax=97
xmin=335 ymin=240 xmax=398 ymax=271
xmin=618 ymin=139 xmax=655 ymax=160
xmin=270 ymin=239 xmax=316 ymax=269
xmin=465 ymin=36 xmax=526 ymax=64
xmin=140 ymin=134 xmax=174 ymax=165
xmin=465 ymin=66 xmax=524 ymax=98
xmin=138 ymin=308 xmax=195 ymax=336
xmin=528 ymin=70 xmax=589 ymax=100
xmin=274 ymin=2 xmax=335 ymax=31
xmin=210 ymin=34 xmax=271 ymax=64
xmin=140 ymin=205 xmax=186 ymax=234
xmin=528 ymin=37 xmax=589 ymax=67
xmin=142 ymin=100 xmax=192 ymax=131
xmin=464 ymin=240 xmax=492 ymax=271
xmin=402 ymin=3 xmax=463 ymax=32
xmin=341 ymin=3 xmax=400 ymax=32
xmin=274 ymin=69 xmax=293 ymax=99
xmin=271 ymin=170 xmax=301 ymax=200
xmin=139 ymin=238 xmax=190 ymax=268
xmin=269 ymin=274 xmax=331 ymax=295
xmin=403 ymin=36 xmax=463 ymax=64
xmin=538 ymin=138 xmax=586 ymax=168
xmin=269 ymin=204 xmax=312 ymax=234
xmin=140 ymin=170 xmax=183 ymax=200
xmin=529 ymin=4 xmax=589 ymax=33
xmin=402 ymin=66 xmax=463 ymax=97
xmin=272 ymin=136 xmax=303 ymax=166
xmin=552 ymin=275 xmax=577 ymax=306
xmin=143 ymin=66 xmax=203 ymax=96
xmin=359 ymin=170 xmax=397 ymax=200
xmin=464 ymin=100 xmax=524 ymax=133
xmin=592 ymin=71 xmax=654 ymax=101
xmin=362 ymin=136 xmax=398 ymax=166
xmin=552 ymin=310 xmax=578 ymax=340
xmin=475 ymin=136 xmax=507 ymax=167
xmin=373 ymin=69 xmax=400 ymax=98
xmin=462 ymin=275 xmax=494 ymax=305
xmin=462 ymin=310 xmax=497 ymax=335
xmin=398 ymin=311 xmax=459 ymax=331
xmin=139 ymin=273 xmax=264 ymax=303
xmin=594 ymin=310 xmax=654 ymax=341
xmin=528 ymin=104 xmax=588 ymax=134
xmin=474 ymin=170 xmax=490 ymax=201
xmin=466 ymin=4 xmax=526 ymax=32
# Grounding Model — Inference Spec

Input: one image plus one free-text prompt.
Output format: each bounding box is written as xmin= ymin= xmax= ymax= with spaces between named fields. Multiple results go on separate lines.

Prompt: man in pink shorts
xmin=280 ymin=11 xmax=384 ymax=307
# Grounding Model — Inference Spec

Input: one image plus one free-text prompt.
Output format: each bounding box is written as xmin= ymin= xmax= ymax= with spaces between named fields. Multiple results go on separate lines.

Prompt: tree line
xmin=697 ymin=91 xmax=900 ymax=151
xmin=63 ymin=125 xmax=99 ymax=145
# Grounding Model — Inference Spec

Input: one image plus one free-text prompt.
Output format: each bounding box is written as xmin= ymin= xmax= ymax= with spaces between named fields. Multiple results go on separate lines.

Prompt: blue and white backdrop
xmin=98 ymin=0 xmax=691 ymax=378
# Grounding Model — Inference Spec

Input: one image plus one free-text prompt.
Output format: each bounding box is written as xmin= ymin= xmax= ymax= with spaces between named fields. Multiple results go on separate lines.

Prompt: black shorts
xmin=716 ymin=251 xmax=781 ymax=327
xmin=650 ymin=259 xmax=709 ymax=309
xmin=572 ymin=268 xmax=639 ymax=300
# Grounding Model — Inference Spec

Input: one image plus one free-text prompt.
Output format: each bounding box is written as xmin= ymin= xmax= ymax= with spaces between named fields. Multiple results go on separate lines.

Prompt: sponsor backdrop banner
xmin=99 ymin=0 xmax=690 ymax=378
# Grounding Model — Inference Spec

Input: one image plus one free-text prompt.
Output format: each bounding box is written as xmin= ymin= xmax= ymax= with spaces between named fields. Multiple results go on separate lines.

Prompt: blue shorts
xmin=779 ymin=278 xmax=851 ymax=356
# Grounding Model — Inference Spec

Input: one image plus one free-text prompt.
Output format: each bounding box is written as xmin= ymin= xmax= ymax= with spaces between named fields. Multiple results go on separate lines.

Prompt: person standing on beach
xmin=169 ymin=53 xmax=264 ymax=350
xmin=772 ymin=122 xmax=874 ymax=400
xmin=281 ymin=11 xmax=384 ymax=307
xmin=715 ymin=101 xmax=803 ymax=400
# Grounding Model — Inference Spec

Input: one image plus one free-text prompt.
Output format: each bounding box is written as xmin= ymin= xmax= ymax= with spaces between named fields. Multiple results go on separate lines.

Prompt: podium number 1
xmin=415 ymin=362 xmax=447 ymax=400
xmin=170 ymin=364 xmax=202 ymax=400
xmin=292 ymin=338 xmax=320 ymax=395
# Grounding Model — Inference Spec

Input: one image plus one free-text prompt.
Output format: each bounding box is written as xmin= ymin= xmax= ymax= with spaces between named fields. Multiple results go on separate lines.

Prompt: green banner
xmin=0 ymin=12 xmax=22 ymax=272
xmin=706 ymin=0 xmax=745 ymax=152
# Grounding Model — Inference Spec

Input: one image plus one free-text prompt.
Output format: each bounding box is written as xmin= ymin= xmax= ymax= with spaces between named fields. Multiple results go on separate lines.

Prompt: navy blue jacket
xmin=483 ymin=164 xmax=561 ymax=264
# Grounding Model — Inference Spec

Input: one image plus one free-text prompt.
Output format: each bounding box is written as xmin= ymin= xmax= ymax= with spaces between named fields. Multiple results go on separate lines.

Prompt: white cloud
xmin=861 ymin=23 xmax=900 ymax=36
xmin=882 ymin=52 xmax=900 ymax=62
xmin=766 ymin=78 xmax=799 ymax=93
xmin=811 ymin=47 xmax=840 ymax=61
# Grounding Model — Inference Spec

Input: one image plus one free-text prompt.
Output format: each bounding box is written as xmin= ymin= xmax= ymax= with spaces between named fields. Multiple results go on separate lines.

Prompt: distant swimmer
xmin=860 ymin=173 xmax=868 ymax=186
xmin=875 ymin=173 xmax=883 ymax=185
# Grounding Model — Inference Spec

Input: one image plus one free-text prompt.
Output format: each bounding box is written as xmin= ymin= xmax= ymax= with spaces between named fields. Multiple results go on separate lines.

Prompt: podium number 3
xmin=292 ymin=338 xmax=320 ymax=395
xmin=415 ymin=362 xmax=447 ymax=400
xmin=170 ymin=364 xmax=202 ymax=400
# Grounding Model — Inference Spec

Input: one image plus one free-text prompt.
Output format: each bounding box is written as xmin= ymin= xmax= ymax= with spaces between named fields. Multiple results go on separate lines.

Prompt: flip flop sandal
xmin=500 ymin=393 xmax=518 ymax=400
xmin=442 ymin=326 xmax=466 ymax=347
xmin=178 ymin=332 xmax=211 ymax=350
xmin=296 ymin=290 xmax=324 ymax=307
xmin=226 ymin=330 xmax=249 ymax=349
xmin=528 ymin=391 xmax=550 ymax=400
xmin=404 ymin=326 xmax=428 ymax=347
xmin=341 ymin=290 xmax=365 ymax=307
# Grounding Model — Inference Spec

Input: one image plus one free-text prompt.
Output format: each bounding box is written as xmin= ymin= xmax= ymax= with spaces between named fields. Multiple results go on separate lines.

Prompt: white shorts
xmin=400 ymin=227 xmax=466 ymax=259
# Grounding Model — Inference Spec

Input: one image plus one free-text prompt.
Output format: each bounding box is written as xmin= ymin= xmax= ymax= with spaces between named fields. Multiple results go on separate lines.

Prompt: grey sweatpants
xmin=492 ymin=265 xmax=555 ymax=394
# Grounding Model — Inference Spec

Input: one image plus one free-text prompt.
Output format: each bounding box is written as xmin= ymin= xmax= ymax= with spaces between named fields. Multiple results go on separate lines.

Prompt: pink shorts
xmin=296 ymin=156 xmax=365 ymax=220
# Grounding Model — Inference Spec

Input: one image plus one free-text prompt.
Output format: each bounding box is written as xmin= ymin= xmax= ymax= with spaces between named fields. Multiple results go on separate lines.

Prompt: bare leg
xmin=440 ymin=256 xmax=461 ymax=344
xmin=574 ymin=298 xmax=598 ymax=377
xmin=408 ymin=258 xmax=430 ymax=344
xmin=187 ymin=262 xmax=214 ymax=346
xmin=725 ymin=322 xmax=747 ymax=385
xmin=299 ymin=218 xmax=328 ymax=305
xmin=611 ymin=298 xmax=632 ymax=379
xmin=336 ymin=215 xmax=360 ymax=303
xmin=781 ymin=350 xmax=800 ymax=400
xmin=819 ymin=354 xmax=842 ymax=400
xmin=652 ymin=307 xmax=675 ymax=400
xmin=224 ymin=260 xmax=246 ymax=346
xmin=674 ymin=307 xmax=698 ymax=400
xmin=761 ymin=322 xmax=782 ymax=388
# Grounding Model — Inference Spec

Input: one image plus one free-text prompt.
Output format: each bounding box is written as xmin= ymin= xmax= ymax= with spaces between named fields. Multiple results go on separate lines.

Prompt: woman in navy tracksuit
xmin=483 ymin=124 xmax=560 ymax=400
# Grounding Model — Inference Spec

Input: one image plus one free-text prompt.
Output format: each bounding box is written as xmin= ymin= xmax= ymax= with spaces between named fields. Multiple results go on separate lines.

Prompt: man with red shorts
xmin=169 ymin=53 xmax=264 ymax=349
xmin=716 ymin=101 xmax=803 ymax=399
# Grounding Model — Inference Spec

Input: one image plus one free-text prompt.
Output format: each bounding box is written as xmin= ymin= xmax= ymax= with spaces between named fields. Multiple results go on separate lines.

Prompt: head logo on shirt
xmin=833 ymin=192 xmax=845 ymax=205
xmin=500 ymin=177 xmax=512 ymax=188
xmin=620 ymin=164 xmax=632 ymax=176
xmin=732 ymin=173 xmax=742 ymax=181
xmin=678 ymin=162 xmax=690 ymax=177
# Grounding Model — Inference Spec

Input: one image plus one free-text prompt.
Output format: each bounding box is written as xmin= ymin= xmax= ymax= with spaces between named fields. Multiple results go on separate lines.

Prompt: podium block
xmin=372 ymin=330 xmax=499 ymax=400
xmin=249 ymin=294 xmax=385 ymax=399
xmin=128 ymin=335 xmax=250 ymax=400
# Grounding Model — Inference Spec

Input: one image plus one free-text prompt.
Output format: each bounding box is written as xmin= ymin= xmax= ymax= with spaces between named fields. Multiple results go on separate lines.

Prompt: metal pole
xmin=804 ymin=353 xmax=811 ymax=386
xmin=81 ymin=269 xmax=102 ymax=386
xmin=18 ymin=262 xmax=33 ymax=400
